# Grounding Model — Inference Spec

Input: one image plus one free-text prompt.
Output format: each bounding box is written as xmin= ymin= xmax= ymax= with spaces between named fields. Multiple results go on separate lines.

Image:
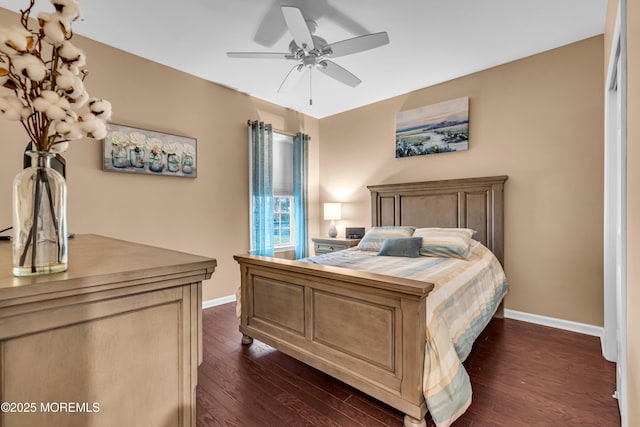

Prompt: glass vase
xmin=167 ymin=153 xmax=179 ymax=172
xmin=12 ymin=151 xmax=68 ymax=276
xmin=111 ymin=145 xmax=129 ymax=168
xmin=181 ymin=153 xmax=194 ymax=174
xmin=129 ymin=147 xmax=145 ymax=168
xmin=148 ymin=151 xmax=164 ymax=172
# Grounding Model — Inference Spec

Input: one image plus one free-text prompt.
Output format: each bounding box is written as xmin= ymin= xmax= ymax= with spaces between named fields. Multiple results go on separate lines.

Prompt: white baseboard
xmin=504 ymin=309 xmax=603 ymax=338
xmin=202 ymin=294 xmax=237 ymax=310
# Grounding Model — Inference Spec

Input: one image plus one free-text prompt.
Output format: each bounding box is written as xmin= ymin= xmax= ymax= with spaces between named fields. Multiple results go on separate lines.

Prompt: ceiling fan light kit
xmin=227 ymin=6 xmax=389 ymax=105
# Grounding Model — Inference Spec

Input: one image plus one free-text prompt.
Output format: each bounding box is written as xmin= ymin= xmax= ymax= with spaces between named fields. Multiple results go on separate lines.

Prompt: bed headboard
xmin=368 ymin=176 xmax=508 ymax=265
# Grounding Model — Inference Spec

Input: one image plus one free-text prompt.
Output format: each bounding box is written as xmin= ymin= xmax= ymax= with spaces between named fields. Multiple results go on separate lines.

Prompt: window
xmin=272 ymin=133 xmax=294 ymax=249
xmin=249 ymin=123 xmax=307 ymax=257
xmin=274 ymin=196 xmax=293 ymax=246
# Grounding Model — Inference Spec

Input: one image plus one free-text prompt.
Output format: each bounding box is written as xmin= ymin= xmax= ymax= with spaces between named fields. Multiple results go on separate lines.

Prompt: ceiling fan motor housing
xmin=289 ymin=35 xmax=331 ymax=60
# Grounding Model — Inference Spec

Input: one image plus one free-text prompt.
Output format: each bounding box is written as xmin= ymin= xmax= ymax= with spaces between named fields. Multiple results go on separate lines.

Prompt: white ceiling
xmin=0 ymin=0 xmax=606 ymax=119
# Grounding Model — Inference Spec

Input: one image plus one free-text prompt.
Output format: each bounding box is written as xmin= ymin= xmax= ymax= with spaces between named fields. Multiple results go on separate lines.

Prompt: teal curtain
xmin=249 ymin=121 xmax=274 ymax=256
xmin=293 ymin=132 xmax=309 ymax=259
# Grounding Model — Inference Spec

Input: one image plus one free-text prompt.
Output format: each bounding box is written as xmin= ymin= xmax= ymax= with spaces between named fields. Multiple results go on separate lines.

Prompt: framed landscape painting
xmin=103 ymin=124 xmax=197 ymax=178
xmin=395 ymin=96 xmax=469 ymax=158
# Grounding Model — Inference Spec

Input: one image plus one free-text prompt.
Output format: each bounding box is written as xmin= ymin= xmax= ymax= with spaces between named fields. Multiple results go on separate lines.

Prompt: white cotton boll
xmin=33 ymin=90 xmax=71 ymax=120
xmin=0 ymin=75 xmax=16 ymax=97
xmin=0 ymin=26 xmax=35 ymax=55
xmin=49 ymin=141 xmax=69 ymax=153
xmin=55 ymin=67 xmax=75 ymax=87
xmin=88 ymin=98 xmax=112 ymax=120
xmin=12 ymin=54 xmax=47 ymax=81
xmin=33 ymin=92 xmax=51 ymax=112
xmin=58 ymin=41 xmax=87 ymax=76
xmin=54 ymin=119 xmax=71 ymax=134
xmin=0 ymin=29 xmax=14 ymax=56
xmin=65 ymin=122 xmax=84 ymax=140
xmin=0 ymin=96 xmax=24 ymax=121
xmin=79 ymin=113 xmax=106 ymax=139
xmin=43 ymin=21 xmax=68 ymax=45
xmin=72 ymin=88 xmax=88 ymax=107
xmin=8 ymin=26 xmax=35 ymax=50
xmin=38 ymin=12 xmax=71 ymax=45
xmin=62 ymin=109 xmax=78 ymax=122
xmin=58 ymin=41 xmax=85 ymax=67
xmin=73 ymin=51 xmax=86 ymax=68
xmin=91 ymin=121 xmax=107 ymax=139
xmin=53 ymin=110 xmax=82 ymax=140
xmin=44 ymin=104 xmax=67 ymax=120
xmin=33 ymin=90 xmax=58 ymax=110
xmin=80 ymin=113 xmax=98 ymax=128
xmin=53 ymin=111 xmax=76 ymax=134
xmin=56 ymin=67 xmax=87 ymax=104
xmin=26 ymin=62 xmax=47 ymax=81
xmin=51 ymin=0 xmax=83 ymax=21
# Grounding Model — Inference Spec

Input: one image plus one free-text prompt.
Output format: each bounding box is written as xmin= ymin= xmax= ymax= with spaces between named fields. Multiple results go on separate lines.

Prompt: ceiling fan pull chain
xmin=309 ymin=68 xmax=313 ymax=106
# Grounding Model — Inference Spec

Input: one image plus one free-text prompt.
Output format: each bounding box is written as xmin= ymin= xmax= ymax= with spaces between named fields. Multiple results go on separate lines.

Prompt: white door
xmin=603 ymin=3 xmax=627 ymax=424
xmin=614 ymin=50 xmax=628 ymax=425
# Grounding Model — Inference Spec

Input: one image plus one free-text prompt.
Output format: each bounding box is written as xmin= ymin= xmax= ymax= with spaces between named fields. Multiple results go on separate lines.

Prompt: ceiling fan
xmin=227 ymin=6 xmax=389 ymax=104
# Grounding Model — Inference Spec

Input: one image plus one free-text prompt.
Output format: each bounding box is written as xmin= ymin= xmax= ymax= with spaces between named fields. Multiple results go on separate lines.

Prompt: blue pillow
xmin=377 ymin=237 xmax=423 ymax=258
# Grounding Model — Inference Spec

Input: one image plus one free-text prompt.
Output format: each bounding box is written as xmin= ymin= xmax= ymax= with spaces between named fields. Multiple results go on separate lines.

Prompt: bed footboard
xmin=234 ymin=254 xmax=434 ymax=423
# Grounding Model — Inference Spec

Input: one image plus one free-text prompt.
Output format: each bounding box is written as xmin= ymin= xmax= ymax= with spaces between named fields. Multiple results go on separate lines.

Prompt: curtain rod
xmin=247 ymin=120 xmax=299 ymax=138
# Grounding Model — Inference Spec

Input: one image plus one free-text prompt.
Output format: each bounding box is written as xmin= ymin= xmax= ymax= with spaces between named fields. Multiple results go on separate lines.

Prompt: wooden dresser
xmin=0 ymin=234 xmax=216 ymax=427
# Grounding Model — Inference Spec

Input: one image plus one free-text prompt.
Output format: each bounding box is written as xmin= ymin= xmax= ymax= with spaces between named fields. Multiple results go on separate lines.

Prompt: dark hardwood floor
xmin=196 ymin=303 xmax=620 ymax=426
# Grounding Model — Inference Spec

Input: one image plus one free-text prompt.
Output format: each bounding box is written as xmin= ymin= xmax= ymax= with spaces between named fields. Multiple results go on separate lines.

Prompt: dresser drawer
xmin=312 ymin=238 xmax=361 ymax=255
xmin=315 ymin=242 xmax=348 ymax=254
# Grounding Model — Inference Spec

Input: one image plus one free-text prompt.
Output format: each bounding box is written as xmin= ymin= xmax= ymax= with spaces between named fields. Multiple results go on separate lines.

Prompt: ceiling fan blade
xmin=278 ymin=64 xmax=305 ymax=93
xmin=317 ymin=60 xmax=361 ymax=87
xmin=253 ymin=3 xmax=289 ymax=47
xmin=323 ymin=32 xmax=389 ymax=58
xmin=227 ymin=52 xmax=293 ymax=59
xmin=281 ymin=6 xmax=315 ymax=50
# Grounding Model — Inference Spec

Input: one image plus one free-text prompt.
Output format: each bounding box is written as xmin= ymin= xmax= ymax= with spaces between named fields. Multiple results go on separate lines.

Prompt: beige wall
xmin=319 ymin=37 xmax=605 ymax=326
xmin=0 ymin=8 xmax=320 ymax=303
xmin=0 ymin=1 xmax=629 ymax=419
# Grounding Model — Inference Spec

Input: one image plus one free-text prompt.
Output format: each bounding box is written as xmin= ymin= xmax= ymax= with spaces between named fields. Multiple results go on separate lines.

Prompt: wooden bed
xmin=234 ymin=175 xmax=507 ymax=427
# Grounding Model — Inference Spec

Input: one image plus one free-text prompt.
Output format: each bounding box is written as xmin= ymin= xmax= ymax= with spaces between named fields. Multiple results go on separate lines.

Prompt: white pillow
xmin=412 ymin=227 xmax=476 ymax=259
xmin=356 ymin=226 xmax=415 ymax=251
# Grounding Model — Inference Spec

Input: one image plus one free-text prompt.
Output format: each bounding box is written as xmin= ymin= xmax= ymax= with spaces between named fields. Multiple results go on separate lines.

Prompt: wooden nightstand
xmin=312 ymin=237 xmax=361 ymax=255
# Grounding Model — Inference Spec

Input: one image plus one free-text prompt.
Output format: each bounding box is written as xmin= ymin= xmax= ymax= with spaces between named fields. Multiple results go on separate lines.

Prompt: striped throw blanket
xmin=302 ymin=240 xmax=508 ymax=427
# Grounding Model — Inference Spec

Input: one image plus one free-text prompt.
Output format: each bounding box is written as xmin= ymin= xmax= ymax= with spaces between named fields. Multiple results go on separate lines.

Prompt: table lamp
xmin=323 ymin=203 xmax=342 ymax=238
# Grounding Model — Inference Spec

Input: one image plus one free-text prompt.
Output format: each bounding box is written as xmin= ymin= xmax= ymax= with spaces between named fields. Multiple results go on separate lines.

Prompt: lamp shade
xmin=323 ymin=203 xmax=342 ymax=221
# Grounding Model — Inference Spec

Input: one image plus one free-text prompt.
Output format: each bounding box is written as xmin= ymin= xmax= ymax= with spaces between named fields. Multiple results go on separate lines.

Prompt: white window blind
xmin=272 ymin=133 xmax=293 ymax=196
